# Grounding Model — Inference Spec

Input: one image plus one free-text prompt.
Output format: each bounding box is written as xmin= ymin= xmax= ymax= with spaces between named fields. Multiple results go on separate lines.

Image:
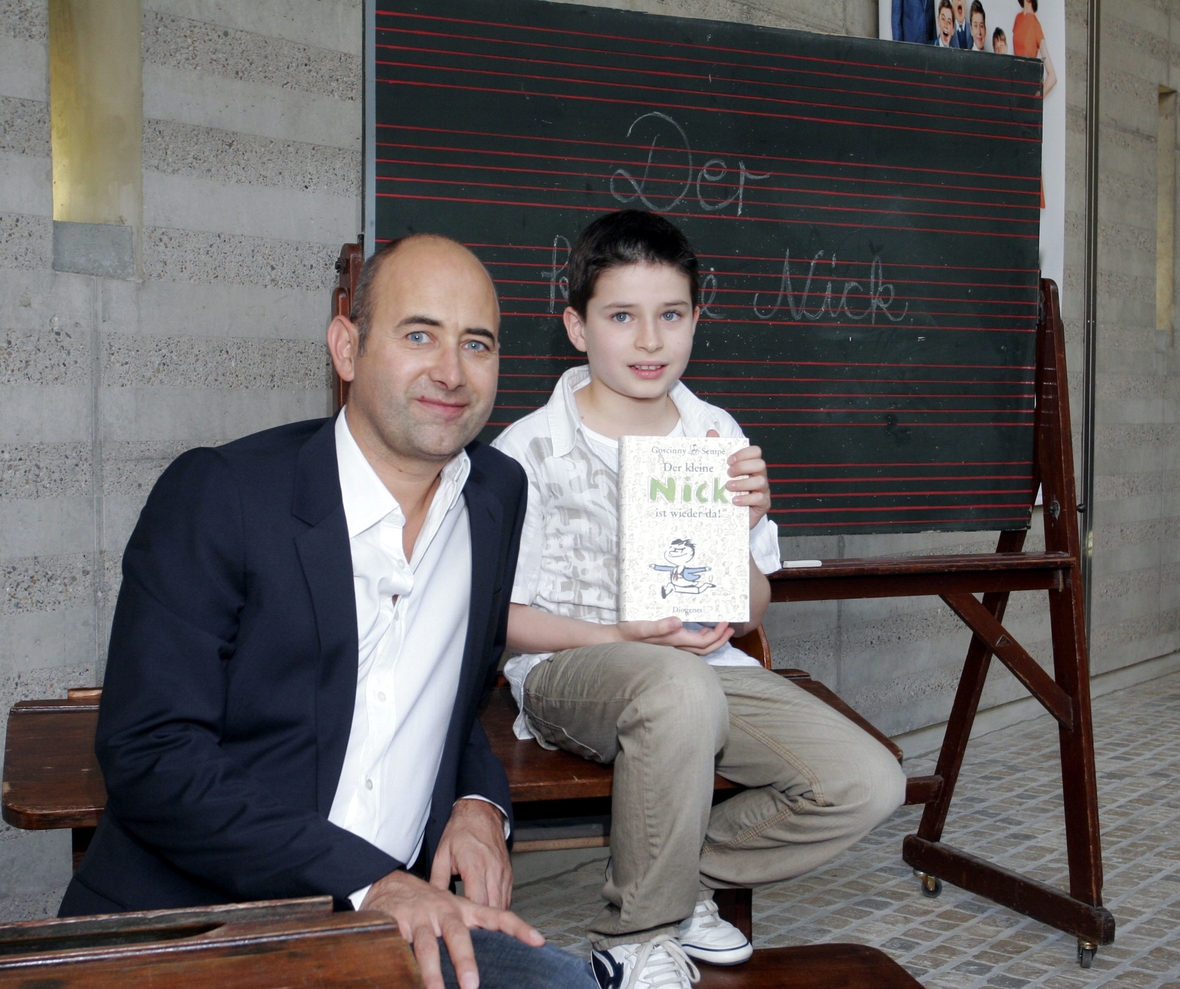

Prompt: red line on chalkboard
xmin=765 ymin=501 xmax=1029 ymax=514
xmin=767 ymin=487 xmax=1029 ymax=499
xmin=497 ymin=314 xmax=1038 ymax=332
xmin=377 ymin=123 xmax=1042 ymax=186
xmin=771 ymin=515 xmax=1031 ymax=525
xmin=374 ymin=27 xmax=1044 ymax=108
xmin=376 ymin=191 xmax=1040 ymax=240
xmin=375 ymin=172 xmax=1040 ymax=226
xmin=687 ymin=377 xmax=1032 ymax=387
xmin=375 ymin=39 xmax=1043 ymax=121
xmin=373 ymin=73 xmax=1041 ymax=144
xmin=372 ymin=153 xmax=1038 ymax=212
xmin=766 ymin=460 xmax=1032 ymax=467
xmin=696 ymin=390 xmax=1032 ymax=400
xmin=772 ymin=473 xmax=1030 ymax=482
xmin=500 ymin=355 xmax=1035 ymax=371
xmin=718 ymin=406 xmax=1033 ymax=415
xmin=373 ymin=11 xmax=1045 ymax=91
xmin=495 ymin=286 xmax=1040 ymax=307
xmin=470 ymin=241 xmax=1042 ymax=275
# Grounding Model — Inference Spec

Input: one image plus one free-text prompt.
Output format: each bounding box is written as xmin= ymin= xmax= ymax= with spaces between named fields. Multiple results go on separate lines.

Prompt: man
xmin=59 ymin=235 xmax=596 ymax=989
xmin=891 ymin=0 xmax=934 ymax=44
xmin=951 ymin=0 xmax=971 ymax=48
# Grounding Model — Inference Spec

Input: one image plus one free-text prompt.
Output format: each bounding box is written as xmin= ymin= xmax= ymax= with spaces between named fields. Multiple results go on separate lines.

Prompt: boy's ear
xmin=563 ymin=307 xmax=589 ymax=353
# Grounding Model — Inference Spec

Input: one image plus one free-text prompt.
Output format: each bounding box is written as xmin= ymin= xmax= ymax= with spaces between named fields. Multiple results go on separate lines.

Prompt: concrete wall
xmin=0 ymin=0 xmax=358 ymax=918
xmin=2 ymin=0 xmax=1179 ymax=920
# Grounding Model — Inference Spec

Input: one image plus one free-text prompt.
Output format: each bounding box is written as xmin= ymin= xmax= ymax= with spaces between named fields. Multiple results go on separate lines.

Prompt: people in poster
xmin=1013 ymin=0 xmax=1057 ymax=95
xmin=969 ymin=2 xmax=987 ymax=50
xmin=932 ymin=0 xmax=956 ymax=48
xmin=891 ymin=0 xmax=935 ymax=44
xmin=951 ymin=0 xmax=972 ymax=48
xmin=993 ymin=26 xmax=1008 ymax=54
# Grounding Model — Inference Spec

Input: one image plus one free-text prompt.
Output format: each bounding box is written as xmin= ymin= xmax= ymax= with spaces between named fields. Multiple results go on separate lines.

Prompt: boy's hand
xmin=707 ymin=429 xmax=771 ymax=530
xmin=617 ymin=618 xmax=734 ymax=656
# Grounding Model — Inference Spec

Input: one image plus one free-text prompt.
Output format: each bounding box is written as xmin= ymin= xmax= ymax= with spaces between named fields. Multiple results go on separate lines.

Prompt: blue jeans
xmin=437 ymin=929 xmax=596 ymax=989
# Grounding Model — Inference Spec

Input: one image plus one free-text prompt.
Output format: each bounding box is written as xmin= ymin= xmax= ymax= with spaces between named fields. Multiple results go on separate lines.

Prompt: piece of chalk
xmin=782 ymin=559 xmax=822 ymax=568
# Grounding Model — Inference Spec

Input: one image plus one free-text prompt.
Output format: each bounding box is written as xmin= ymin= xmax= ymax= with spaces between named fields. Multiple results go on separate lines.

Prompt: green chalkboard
xmin=366 ymin=0 xmax=1044 ymax=534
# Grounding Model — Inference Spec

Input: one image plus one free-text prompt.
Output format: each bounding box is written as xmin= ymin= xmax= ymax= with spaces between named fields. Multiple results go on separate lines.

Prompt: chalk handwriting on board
xmin=753 ymin=251 xmax=908 ymax=324
xmin=543 ymin=239 xmax=906 ymax=323
xmin=610 ymin=112 xmax=768 ymax=217
xmin=541 ymin=235 xmax=571 ymax=313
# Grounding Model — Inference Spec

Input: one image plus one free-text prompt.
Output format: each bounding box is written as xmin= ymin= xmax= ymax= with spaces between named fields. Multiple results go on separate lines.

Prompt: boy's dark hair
xmin=993 ymin=25 xmax=1006 ymax=42
xmin=566 ymin=210 xmax=699 ymax=317
xmin=970 ymin=0 xmax=985 ymax=20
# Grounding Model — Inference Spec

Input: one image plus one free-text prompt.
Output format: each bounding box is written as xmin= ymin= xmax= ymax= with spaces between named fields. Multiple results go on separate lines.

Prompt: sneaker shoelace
xmin=628 ymin=934 xmax=700 ymax=989
xmin=691 ymin=899 xmax=722 ymax=930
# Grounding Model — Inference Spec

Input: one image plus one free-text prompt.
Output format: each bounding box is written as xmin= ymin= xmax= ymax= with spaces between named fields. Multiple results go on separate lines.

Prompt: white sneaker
xmin=676 ymin=897 xmax=753 ymax=966
xmin=591 ymin=933 xmax=701 ymax=988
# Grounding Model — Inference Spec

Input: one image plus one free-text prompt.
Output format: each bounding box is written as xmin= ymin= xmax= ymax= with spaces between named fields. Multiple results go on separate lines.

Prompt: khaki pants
xmin=522 ymin=644 xmax=907 ymax=949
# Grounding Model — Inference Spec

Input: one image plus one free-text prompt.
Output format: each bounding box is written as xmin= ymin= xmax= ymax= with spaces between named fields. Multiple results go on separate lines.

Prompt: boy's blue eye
xmin=611 ymin=312 xmax=631 ymax=322
xmin=661 ymin=311 xmax=682 ymax=321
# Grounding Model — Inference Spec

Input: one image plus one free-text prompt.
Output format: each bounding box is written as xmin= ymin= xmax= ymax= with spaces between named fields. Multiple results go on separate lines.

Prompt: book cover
xmin=618 ymin=435 xmax=750 ymax=624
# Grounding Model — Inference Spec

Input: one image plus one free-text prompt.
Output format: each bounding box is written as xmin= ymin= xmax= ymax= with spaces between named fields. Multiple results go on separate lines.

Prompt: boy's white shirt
xmin=491 ymin=365 xmax=782 ymax=741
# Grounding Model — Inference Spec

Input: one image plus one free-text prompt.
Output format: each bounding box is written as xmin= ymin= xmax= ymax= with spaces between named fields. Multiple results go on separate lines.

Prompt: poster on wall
xmin=880 ymin=1 xmax=1065 ymax=289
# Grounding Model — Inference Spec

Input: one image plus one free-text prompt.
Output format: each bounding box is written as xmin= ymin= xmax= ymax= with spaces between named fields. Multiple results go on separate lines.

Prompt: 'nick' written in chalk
xmin=753 ymin=251 xmax=907 ymax=324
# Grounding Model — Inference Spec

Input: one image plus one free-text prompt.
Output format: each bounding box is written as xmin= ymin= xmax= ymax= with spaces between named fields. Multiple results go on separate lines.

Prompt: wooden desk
xmin=0 ymin=896 xmax=423 ymax=988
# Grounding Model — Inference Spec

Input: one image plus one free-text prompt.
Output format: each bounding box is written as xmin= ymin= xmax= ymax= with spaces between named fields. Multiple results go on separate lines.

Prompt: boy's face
xmin=971 ymin=12 xmax=985 ymax=48
xmin=564 ymin=262 xmax=697 ymax=406
xmin=953 ymin=0 xmax=966 ymax=23
xmin=994 ymin=34 xmax=1007 ymax=54
xmin=938 ymin=7 xmax=953 ymax=42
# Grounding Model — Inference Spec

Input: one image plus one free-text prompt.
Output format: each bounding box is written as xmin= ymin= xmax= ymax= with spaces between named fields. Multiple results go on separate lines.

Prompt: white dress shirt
xmin=491 ymin=366 xmax=782 ymax=739
xmin=328 ymin=409 xmax=474 ymax=906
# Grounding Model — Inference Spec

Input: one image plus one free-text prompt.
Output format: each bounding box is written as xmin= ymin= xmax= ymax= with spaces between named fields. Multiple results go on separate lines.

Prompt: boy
xmin=492 ymin=211 xmax=907 ymax=989
xmin=969 ymin=1 xmax=987 ymax=50
xmin=993 ymin=25 xmax=1008 ymax=53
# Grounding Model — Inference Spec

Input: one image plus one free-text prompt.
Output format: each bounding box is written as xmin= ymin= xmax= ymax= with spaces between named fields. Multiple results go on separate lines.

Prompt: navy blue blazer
xmin=60 ymin=417 xmax=525 ymax=915
xmin=892 ymin=0 xmax=934 ymax=44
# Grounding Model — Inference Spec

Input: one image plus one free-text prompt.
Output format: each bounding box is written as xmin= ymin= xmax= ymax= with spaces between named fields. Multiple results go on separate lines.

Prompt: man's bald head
xmin=350 ymin=234 xmax=499 ymax=353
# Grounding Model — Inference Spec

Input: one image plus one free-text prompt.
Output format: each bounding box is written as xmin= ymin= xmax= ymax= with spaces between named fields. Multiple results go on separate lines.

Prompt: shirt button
xmin=365 ymin=778 xmax=373 ymax=791
xmin=377 ymin=691 xmax=387 ymax=702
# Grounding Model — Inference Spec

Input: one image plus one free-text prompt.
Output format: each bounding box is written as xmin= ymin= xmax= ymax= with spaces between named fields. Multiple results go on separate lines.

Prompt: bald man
xmin=60 ymin=236 xmax=597 ymax=989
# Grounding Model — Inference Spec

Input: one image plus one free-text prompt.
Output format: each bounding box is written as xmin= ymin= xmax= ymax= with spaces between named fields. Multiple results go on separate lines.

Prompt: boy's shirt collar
xmin=545 ymin=365 xmax=723 ymax=457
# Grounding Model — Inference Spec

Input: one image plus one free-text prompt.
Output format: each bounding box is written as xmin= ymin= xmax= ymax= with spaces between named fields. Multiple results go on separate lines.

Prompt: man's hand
xmin=707 ymin=429 xmax=771 ymax=530
xmin=430 ymin=798 xmax=513 ymax=909
xmin=361 ymin=869 xmax=544 ymax=989
xmin=616 ymin=617 xmax=734 ymax=655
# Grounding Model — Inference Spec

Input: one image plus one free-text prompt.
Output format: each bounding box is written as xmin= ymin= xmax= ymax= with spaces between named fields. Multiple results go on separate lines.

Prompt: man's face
xmin=336 ymin=237 xmax=500 ymax=470
xmin=953 ymin=0 xmax=966 ymax=24
xmin=971 ymin=12 xmax=986 ymax=48
xmin=938 ymin=6 xmax=953 ymax=42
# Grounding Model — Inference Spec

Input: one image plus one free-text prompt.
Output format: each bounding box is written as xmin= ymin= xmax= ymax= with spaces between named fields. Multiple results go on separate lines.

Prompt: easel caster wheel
xmin=1077 ymin=941 xmax=1097 ymax=968
xmin=915 ymin=872 xmax=942 ymax=898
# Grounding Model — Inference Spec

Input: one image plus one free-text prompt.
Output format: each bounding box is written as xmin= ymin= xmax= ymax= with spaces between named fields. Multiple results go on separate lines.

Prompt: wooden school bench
xmin=0 ymin=897 xmax=925 ymax=989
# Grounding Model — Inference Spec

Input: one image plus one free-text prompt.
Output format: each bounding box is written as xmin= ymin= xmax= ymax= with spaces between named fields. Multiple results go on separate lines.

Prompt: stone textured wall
xmin=0 ymin=0 xmax=359 ymax=919
xmin=2 ymin=0 xmax=1179 ymax=921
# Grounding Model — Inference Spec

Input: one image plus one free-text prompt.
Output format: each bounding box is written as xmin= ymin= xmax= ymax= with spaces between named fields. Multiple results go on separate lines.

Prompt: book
xmin=617 ymin=435 xmax=750 ymax=624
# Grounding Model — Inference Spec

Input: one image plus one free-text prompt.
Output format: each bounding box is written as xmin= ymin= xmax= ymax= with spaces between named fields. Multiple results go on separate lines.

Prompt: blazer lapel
xmin=291 ymin=417 xmax=359 ymax=817
xmin=455 ymin=462 xmax=504 ymax=713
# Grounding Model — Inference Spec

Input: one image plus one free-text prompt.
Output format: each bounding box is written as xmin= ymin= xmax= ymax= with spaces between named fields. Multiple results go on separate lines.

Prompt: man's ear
xmin=327 ymin=315 xmax=360 ymax=383
xmin=563 ymin=306 xmax=588 ymax=354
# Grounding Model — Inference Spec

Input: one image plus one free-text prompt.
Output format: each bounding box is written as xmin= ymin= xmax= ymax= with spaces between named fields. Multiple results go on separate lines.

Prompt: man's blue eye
xmin=407 ymin=331 xmax=428 ymax=343
xmin=464 ymin=339 xmax=490 ymax=351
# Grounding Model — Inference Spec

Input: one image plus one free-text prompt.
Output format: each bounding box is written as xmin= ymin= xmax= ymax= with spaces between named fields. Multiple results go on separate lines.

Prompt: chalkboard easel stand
xmin=769 ymin=280 xmax=1112 ymax=966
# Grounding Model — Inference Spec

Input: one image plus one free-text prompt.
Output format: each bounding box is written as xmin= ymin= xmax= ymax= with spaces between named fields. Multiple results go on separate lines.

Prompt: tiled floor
xmin=511 ymin=671 xmax=1180 ymax=988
